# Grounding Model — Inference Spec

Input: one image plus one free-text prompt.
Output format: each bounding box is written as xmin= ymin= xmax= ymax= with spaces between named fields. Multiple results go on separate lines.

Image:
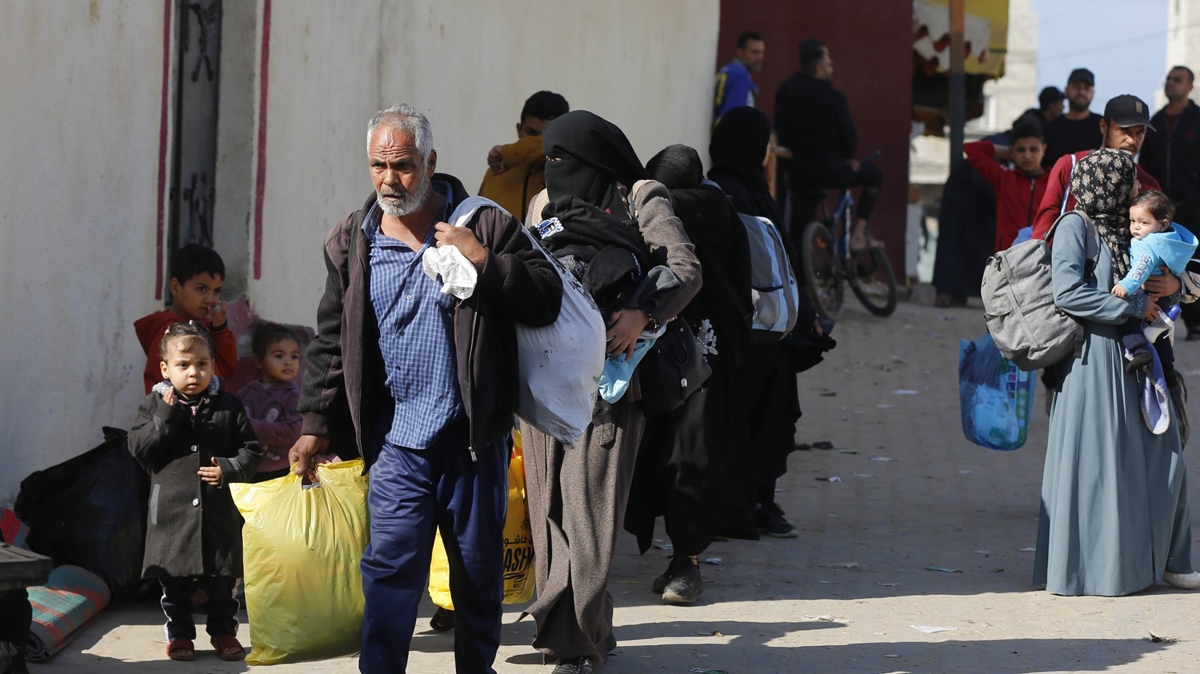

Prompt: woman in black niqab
xmin=542 ymin=110 xmax=647 ymax=214
xmin=520 ymin=112 xmax=702 ymax=670
xmin=707 ymin=106 xmax=818 ymax=539
xmin=708 ymin=106 xmax=780 ymax=223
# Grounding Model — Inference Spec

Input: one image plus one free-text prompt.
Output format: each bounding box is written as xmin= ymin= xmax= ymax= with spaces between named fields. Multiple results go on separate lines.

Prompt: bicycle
xmin=797 ymin=180 xmax=898 ymax=320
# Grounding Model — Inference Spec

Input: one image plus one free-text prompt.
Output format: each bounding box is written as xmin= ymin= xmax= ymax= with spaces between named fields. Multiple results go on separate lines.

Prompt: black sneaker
xmin=551 ymin=657 xmax=595 ymax=674
xmin=429 ymin=606 xmax=454 ymax=632
xmin=652 ymin=566 xmax=671 ymax=594
xmin=757 ymin=502 xmax=799 ymax=538
xmin=661 ymin=557 xmax=702 ymax=605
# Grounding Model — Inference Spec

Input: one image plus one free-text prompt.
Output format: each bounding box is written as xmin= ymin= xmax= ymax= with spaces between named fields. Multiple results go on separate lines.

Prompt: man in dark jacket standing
xmin=290 ymin=104 xmax=562 ymax=674
xmin=1042 ymin=68 xmax=1103 ymax=168
xmin=775 ymin=38 xmax=883 ymax=251
xmin=1142 ymin=67 xmax=1200 ymax=226
xmin=1142 ymin=66 xmax=1200 ymax=339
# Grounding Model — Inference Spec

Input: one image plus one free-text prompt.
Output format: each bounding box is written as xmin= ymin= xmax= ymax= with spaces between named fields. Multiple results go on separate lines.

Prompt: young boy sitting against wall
xmin=135 ymin=244 xmax=239 ymax=394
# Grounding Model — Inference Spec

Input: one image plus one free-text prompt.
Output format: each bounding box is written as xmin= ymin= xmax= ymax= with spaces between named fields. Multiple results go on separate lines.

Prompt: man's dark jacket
xmin=774 ymin=73 xmax=856 ymax=183
xmin=1140 ymin=100 xmax=1200 ymax=227
xmin=298 ymin=174 xmax=563 ymax=464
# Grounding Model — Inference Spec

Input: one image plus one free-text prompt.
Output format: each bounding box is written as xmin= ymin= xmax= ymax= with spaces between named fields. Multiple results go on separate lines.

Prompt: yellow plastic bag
xmin=429 ymin=430 xmax=535 ymax=609
xmin=230 ymin=459 xmax=369 ymax=665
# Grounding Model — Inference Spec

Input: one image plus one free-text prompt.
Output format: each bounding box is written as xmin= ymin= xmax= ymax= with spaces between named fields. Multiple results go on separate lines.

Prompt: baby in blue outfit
xmin=1110 ymin=191 xmax=1198 ymax=374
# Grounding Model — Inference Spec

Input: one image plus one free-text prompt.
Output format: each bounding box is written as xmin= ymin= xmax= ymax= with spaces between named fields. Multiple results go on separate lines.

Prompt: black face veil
xmin=709 ymin=106 xmax=772 ymax=191
xmin=542 ymin=110 xmax=647 ymax=214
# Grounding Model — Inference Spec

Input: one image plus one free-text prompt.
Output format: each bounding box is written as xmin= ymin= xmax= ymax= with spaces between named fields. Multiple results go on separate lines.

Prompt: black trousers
xmin=159 ymin=575 xmax=238 ymax=641
xmin=789 ymin=162 xmax=884 ymax=236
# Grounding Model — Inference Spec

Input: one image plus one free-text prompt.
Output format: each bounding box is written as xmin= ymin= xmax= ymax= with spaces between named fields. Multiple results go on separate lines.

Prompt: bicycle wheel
xmin=846 ymin=247 xmax=898 ymax=317
xmin=800 ymin=220 xmax=844 ymax=320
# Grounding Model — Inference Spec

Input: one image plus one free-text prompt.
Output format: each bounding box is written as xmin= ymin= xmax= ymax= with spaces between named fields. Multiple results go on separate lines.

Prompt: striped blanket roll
xmin=26 ymin=565 xmax=110 ymax=661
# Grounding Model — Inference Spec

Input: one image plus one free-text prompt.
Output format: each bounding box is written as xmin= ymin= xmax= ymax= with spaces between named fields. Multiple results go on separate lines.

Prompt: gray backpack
xmin=981 ymin=211 xmax=1100 ymax=371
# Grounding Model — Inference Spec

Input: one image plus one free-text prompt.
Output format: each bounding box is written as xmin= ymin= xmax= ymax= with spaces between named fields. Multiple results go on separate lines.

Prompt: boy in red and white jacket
xmin=963 ymin=121 xmax=1050 ymax=252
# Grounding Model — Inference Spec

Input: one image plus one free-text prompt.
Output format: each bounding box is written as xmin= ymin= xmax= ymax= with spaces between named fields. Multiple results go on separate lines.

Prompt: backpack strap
xmin=1059 ymin=153 xmax=1078 ymax=215
xmin=1045 ymin=209 xmax=1100 ymax=361
xmin=1045 ymin=209 xmax=1101 ymax=276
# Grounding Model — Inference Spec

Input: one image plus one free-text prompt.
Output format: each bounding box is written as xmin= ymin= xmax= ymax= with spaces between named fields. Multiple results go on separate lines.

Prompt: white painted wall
xmin=1164 ymin=0 xmax=1200 ymax=111
xmin=0 ymin=1 xmax=167 ymax=504
xmin=250 ymin=0 xmax=721 ymax=324
xmin=1 ymin=0 xmax=720 ymax=503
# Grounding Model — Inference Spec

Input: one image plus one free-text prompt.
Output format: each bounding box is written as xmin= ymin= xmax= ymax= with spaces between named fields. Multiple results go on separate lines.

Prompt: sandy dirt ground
xmin=28 ymin=295 xmax=1200 ymax=673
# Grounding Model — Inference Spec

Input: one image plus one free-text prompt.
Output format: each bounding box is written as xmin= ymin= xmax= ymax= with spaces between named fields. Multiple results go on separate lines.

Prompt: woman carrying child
xmin=1035 ymin=148 xmax=1199 ymax=595
xmin=128 ymin=321 xmax=262 ymax=661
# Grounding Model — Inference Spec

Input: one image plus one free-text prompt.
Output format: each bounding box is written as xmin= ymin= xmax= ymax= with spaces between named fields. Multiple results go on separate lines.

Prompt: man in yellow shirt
xmin=479 ymin=91 xmax=569 ymax=220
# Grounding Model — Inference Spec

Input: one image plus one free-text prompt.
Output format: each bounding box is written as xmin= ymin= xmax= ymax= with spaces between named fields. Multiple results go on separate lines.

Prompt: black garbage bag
xmin=14 ymin=427 xmax=150 ymax=603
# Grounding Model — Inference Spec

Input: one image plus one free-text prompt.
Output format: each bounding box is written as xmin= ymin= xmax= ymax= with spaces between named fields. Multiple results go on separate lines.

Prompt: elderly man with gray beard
xmin=289 ymin=104 xmax=562 ymax=674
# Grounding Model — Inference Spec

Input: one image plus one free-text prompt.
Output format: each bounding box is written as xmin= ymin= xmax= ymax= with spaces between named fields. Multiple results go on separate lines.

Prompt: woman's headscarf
xmin=542 ymin=110 xmax=647 ymax=214
xmin=1071 ymin=148 xmax=1136 ymax=285
xmin=709 ymin=107 xmax=772 ymax=193
xmin=707 ymin=107 xmax=779 ymax=222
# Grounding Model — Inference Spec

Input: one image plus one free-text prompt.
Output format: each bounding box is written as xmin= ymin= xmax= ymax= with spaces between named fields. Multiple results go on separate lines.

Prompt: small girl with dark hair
xmin=1110 ymin=190 xmax=1198 ymax=378
xmin=128 ymin=321 xmax=261 ymax=661
xmin=235 ymin=323 xmax=303 ymax=481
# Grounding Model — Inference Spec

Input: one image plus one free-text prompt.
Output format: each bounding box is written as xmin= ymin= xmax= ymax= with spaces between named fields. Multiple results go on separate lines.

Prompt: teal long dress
xmin=1034 ymin=212 xmax=1195 ymax=596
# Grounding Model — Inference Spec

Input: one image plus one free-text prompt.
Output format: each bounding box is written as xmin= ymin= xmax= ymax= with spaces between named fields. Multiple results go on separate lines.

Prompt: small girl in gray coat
xmin=128 ymin=321 xmax=261 ymax=662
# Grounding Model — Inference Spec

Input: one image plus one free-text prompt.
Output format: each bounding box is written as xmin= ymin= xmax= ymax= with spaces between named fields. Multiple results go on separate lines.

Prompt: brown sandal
xmin=211 ymin=634 xmax=246 ymax=661
xmin=166 ymin=639 xmax=195 ymax=661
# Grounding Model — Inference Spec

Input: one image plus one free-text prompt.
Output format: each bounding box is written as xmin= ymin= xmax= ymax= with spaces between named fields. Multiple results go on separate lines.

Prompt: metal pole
xmin=949 ymin=0 xmax=966 ymax=165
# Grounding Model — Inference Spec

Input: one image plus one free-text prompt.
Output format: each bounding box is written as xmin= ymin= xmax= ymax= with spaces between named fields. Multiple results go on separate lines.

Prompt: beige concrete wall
xmin=1164 ymin=0 xmax=1200 ymax=110
xmin=1 ymin=0 xmax=719 ymax=502
xmin=249 ymin=0 xmax=721 ymax=324
xmin=0 ymin=1 xmax=167 ymax=503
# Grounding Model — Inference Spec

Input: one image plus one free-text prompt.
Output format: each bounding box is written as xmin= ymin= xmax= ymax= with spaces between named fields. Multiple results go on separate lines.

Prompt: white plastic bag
xmin=421 ymin=197 xmax=494 ymax=299
xmin=437 ymin=196 xmax=605 ymax=445
xmin=516 ymin=226 xmax=606 ymax=445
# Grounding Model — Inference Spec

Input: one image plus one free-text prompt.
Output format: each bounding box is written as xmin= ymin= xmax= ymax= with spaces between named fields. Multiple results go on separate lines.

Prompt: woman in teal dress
xmin=1035 ymin=148 xmax=1200 ymax=596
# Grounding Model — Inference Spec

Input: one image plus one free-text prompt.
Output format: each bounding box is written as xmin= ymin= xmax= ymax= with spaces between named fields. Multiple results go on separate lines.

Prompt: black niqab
xmin=707 ymin=107 xmax=778 ymax=222
xmin=542 ymin=110 xmax=647 ymax=214
xmin=709 ymin=107 xmax=772 ymax=193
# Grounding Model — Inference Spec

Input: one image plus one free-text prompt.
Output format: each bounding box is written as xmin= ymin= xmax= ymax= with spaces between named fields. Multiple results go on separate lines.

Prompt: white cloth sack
xmin=516 ymin=226 xmax=606 ymax=445
xmin=430 ymin=196 xmax=605 ymax=445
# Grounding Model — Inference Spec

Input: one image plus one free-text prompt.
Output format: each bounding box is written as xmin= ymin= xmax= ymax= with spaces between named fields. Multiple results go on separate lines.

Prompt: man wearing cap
xmin=1042 ymin=68 xmax=1103 ymax=168
xmin=1032 ymin=94 xmax=1163 ymax=240
xmin=1141 ymin=66 xmax=1200 ymax=339
xmin=1022 ymin=86 xmax=1065 ymax=128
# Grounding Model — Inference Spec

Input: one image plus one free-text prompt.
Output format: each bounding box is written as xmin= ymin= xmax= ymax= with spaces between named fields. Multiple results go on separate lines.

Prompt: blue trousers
xmin=359 ymin=421 xmax=507 ymax=674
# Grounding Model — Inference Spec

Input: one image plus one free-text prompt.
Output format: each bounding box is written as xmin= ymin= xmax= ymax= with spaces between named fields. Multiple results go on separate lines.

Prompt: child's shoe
xmin=1125 ymin=350 xmax=1152 ymax=374
xmin=211 ymin=634 xmax=245 ymax=661
xmin=166 ymin=639 xmax=195 ymax=661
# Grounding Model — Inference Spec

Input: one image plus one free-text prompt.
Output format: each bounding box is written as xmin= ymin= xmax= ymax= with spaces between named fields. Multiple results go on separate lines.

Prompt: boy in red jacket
xmin=964 ymin=121 xmax=1050 ymax=252
xmin=134 ymin=244 xmax=238 ymax=393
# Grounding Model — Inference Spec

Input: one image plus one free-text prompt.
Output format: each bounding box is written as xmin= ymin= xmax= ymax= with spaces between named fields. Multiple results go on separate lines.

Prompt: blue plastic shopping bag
xmin=959 ymin=333 xmax=1034 ymax=450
